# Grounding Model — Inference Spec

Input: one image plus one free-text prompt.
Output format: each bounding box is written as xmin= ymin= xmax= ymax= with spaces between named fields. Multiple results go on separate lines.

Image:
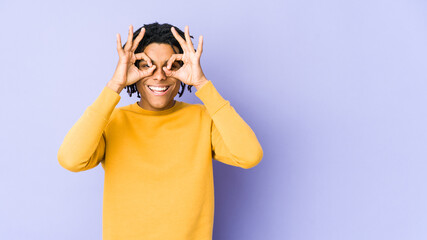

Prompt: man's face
xmin=136 ymin=43 xmax=182 ymax=111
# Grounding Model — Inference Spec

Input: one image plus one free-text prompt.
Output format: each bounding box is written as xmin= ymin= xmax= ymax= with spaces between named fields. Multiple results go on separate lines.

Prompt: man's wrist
xmin=193 ymin=77 xmax=209 ymax=91
xmin=106 ymin=81 xmax=124 ymax=94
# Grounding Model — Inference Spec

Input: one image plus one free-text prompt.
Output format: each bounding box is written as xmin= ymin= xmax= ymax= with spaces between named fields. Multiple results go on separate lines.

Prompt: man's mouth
xmin=147 ymin=85 xmax=171 ymax=96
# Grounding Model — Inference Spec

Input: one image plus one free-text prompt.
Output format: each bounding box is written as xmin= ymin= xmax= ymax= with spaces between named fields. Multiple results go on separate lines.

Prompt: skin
xmin=107 ymin=25 xmax=208 ymax=111
xmin=135 ymin=43 xmax=181 ymax=111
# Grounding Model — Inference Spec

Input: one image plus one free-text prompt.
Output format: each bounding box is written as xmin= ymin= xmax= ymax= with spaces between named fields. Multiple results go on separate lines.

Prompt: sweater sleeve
xmin=57 ymin=87 xmax=121 ymax=172
xmin=195 ymin=81 xmax=263 ymax=169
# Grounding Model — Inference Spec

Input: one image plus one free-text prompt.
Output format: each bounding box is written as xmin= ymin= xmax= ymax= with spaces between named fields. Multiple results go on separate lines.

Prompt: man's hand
xmin=163 ymin=26 xmax=208 ymax=91
xmin=107 ymin=25 xmax=156 ymax=94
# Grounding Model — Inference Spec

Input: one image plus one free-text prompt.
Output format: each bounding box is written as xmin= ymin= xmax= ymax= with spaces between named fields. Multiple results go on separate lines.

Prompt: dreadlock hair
xmin=123 ymin=22 xmax=193 ymax=98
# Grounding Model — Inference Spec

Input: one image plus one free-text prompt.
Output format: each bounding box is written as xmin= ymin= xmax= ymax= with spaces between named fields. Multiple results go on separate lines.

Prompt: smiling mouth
xmin=147 ymin=85 xmax=170 ymax=96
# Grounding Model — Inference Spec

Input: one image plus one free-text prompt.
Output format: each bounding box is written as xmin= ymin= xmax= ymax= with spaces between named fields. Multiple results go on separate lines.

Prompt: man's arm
xmin=196 ymin=81 xmax=263 ymax=169
xmin=57 ymin=86 xmax=120 ymax=172
xmin=58 ymin=25 xmax=156 ymax=172
xmin=163 ymin=26 xmax=263 ymax=168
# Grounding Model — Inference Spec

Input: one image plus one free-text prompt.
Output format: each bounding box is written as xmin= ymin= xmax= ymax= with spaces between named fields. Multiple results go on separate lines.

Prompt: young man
xmin=58 ymin=22 xmax=263 ymax=240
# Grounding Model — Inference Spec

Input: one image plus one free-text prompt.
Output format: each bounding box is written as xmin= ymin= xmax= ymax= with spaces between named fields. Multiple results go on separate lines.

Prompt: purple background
xmin=1 ymin=0 xmax=427 ymax=239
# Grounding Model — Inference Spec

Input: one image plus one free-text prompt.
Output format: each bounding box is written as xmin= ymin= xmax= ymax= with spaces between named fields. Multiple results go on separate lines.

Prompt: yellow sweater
xmin=58 ymin=81 xmax=263 ymax=240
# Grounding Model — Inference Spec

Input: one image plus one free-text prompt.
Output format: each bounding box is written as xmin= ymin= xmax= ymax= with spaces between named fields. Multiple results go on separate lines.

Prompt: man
xmin=58 ymin=22 xmax=263 ymax=240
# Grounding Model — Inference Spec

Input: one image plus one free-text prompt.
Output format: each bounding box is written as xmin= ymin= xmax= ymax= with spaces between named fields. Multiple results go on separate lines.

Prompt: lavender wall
xmin=1 ymin=0 xmax=426 ymax=239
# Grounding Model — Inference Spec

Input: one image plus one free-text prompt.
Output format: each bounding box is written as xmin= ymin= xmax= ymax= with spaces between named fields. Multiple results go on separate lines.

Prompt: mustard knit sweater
xmin=58 ymin=81 xmax=263 ymax=240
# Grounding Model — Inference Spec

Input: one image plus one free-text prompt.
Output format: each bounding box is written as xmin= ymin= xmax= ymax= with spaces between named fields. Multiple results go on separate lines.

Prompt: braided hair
xmin=123 ymin=22 xmax=193 ymax=98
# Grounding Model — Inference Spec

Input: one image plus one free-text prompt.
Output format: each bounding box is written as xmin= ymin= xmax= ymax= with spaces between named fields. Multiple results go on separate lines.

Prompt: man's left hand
xmin=163 ymin=26 xmax=208 ymax=91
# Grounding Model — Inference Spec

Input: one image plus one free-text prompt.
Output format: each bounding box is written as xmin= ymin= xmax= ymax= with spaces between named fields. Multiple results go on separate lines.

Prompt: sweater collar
xmin=129 ymin=100 xmax=184 ymax=116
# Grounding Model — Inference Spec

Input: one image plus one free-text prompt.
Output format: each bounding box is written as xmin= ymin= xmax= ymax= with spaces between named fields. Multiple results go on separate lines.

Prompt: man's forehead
xmin=141 ymin=43 xmax=180 ymax=63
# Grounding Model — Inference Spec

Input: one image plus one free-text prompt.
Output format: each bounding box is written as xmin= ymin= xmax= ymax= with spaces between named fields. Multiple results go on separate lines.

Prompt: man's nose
xmin=152 ymin=65 xmax=166 ymax=81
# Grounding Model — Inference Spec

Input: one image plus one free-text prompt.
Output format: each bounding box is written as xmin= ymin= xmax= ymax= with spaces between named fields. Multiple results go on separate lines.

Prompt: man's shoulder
xmin=180 ymin=101 xmax=207 ymax=112
xmin=115 ymin=103 xmax=134 ymax=112
xmin=110 ymin=103 xmax=133 ymax=116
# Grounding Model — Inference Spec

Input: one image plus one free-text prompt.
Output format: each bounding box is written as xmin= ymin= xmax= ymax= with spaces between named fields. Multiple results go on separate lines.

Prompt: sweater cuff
xmin=89 ymin=86 xmax=121 ymax=121
xmin=195 ymin=81 xmax=228 ymax=116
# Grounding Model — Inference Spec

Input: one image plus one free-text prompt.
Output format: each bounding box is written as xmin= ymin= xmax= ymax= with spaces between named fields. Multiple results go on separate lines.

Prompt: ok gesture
xmin=108 ymin=25 xmax=156 ymax=93
xmin=163 ymin=26 xmax=208 ymax=90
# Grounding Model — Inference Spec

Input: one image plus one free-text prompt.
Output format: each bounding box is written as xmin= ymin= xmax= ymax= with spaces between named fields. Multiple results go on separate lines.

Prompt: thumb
xmin=141 ymin=65 xmax=156 ymax=77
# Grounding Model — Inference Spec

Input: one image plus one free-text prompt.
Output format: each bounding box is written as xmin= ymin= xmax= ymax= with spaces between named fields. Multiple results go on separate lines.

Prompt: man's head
xmin=124 ymin=23 xmax=193 ymax=109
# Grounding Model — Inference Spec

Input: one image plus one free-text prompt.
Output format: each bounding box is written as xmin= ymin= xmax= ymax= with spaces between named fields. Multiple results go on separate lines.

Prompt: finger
xmin=162 ymin=66 xmax=175 ymax=77
xmin=131 ymin=28 xmax=145 ymax=52
xmin=196 ymin=35 xmax=203 ymax=57
xmin=166 ymin=54 xmax=183 ymax=69
xmin=184 ymin=25 xmax=195 ymax=52
xmin=171 ymin=27 xmax=189 ymax=51
xmin=124 ymin=25 xmax=133 ymax=51
xmin=140 ymin=65 xmax=156 ymax=77
xmin=116 ymin=33 xmax=124 ymax=55
xmin=135 ymin=52 xmax=153 ymax=66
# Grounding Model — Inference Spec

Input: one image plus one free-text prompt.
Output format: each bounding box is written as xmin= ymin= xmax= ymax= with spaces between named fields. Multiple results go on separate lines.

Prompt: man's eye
xmin=140 ymin=64 xmax=149 ymax=69
xmin=171 ymin=63 xmax=181 ymax=70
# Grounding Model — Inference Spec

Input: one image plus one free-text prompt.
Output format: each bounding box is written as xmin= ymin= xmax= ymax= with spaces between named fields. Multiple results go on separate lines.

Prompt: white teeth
xmin=148 ymin=86 xmax=168 ymax=91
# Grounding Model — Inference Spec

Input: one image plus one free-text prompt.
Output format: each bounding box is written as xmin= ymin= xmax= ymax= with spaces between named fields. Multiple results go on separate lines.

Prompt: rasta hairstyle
xmin=123 ymin=22 xmax=194 ymax=98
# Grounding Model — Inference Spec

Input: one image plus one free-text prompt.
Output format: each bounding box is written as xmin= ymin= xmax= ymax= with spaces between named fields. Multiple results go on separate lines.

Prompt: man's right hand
xmin=107 ymin=25 xmax=156 ymax=94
